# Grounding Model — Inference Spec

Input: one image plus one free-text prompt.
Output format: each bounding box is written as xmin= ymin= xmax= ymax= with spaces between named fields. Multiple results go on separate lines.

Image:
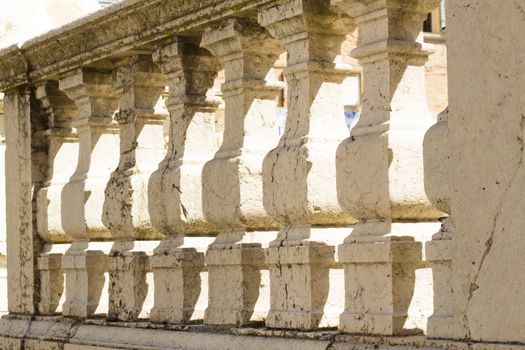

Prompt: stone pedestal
xmin=37 ymin=253 xmax=64 ymax=315
xmin=205 ymin=237 xmax=265 ymax=325
xmin=62 ymin=249 xmax=107 ymax=318
xmin=150 ymin=244 xmax=205 ymax=323
xmin=338 ymin=228 xmax=422 ymax=335
xmin=107 ymin=248 xmax=148 ymax=321
xmin=266 ymin=237 xmax=334 ymax=329
xmin=425 ymin=227 xmax=453 ymax=338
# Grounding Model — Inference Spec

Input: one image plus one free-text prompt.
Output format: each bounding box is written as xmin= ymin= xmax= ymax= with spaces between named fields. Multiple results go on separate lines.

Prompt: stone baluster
xmin=102 ymin=56 xmax=166 ymax=321
xmin=200 ymin=18 xmax=283 ymax=326
xmin=424 ymin=107 xmax=453 ymax=339
xmin=59 ymin=68 xmax=120 ymax=318
xmin=148 ymin=37 xmax=221 ymax=324
xmin=34 ymin=81 xmax=78 ymax=314
xmin=333 ymin=0 xmax=441 ymax=335
xmin=258 ymin=0 xmax=356 ymax=330
xmin=35 ymin=82 xmax=78 ymax=243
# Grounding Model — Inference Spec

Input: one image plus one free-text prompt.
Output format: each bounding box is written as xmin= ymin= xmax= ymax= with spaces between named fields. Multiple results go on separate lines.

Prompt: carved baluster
xmin=149 ymin=38 xmax=221 ymax=324
xmin=35 ymin=81 xmax=78 ymax=314
xmin=333 ymin=0 xmax=442 ymax=335
xmin=199 ymin=18 xmax=283 ymax=326
xmin=258 ymin=0 xmax=356 ymax=329
xmin=102 ymin=56 xmax=166 ymax=321
xmin=59 ymin=68 xmax=119 ymax=318
xmin=424 ymin=107 xmax=453 ymax=338
xmin=36 ymin=82 xmax=78 ymax=243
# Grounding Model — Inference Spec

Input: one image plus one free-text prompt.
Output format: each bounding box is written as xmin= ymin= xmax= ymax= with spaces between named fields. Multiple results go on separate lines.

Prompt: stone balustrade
xmin=2 ymin=0 xmax=522 ymax=349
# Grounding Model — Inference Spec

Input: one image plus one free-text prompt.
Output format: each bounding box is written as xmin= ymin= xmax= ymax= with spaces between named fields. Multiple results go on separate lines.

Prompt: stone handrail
xmin=0 ymin=0 xmax=273 ymax=90
xmin=0 ymin=0 xmax=456 ymax=348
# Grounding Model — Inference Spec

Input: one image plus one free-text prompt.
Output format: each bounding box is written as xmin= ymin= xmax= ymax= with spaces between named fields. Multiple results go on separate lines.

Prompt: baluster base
xmin=204 ymin=244 xmax=265 ymax=326
xmin=426 ymin=236 xmax=453 ymax=339
xmin=150 ymin=249 xmax=204 ymax=324
xmin=37 ymin=253 xmax=64 ymax=315
xmin=265 ymin=241 xmax=335 ymax=330
xmin=62 ymin=251 xmax=107 ymax=318
xmin=107 ymin=252 xmax=148 ymax=321
xmin=338 ymin=222 xmax=430 ymax=336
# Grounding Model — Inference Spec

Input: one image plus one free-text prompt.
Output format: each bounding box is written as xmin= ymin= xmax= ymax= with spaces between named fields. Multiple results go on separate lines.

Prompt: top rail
xmin=0 ymin=0 xmax=274 ymax=91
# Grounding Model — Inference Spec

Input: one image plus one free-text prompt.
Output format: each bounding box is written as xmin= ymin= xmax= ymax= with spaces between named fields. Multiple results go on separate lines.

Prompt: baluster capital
xmin=154 ymin=38 xmax=221 ymax=110
xmin=332 ymin=0 xmax=440 ymax=65
xmin=111 ymin=56 xmax=166 ymax=124
xmin=259 ymin=0 xmax=355 ymax=40
xmin=332 ymin=0 xmax=439 ymax=17
xmin=259 ymin=0 xmax=355 ymax=66
xmin=59 ymin=68 xmax=118 ymax=123
xmin=154 ymin=38 xmax=221 ymax=76
xmin=35 ymin=81 xmax=78 ymax=133
xmin=201 ymin=17 xmax=282 ymax=60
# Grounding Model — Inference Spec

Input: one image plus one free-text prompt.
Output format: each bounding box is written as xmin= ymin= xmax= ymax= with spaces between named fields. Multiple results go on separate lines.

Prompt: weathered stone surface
xmin=58 ymin=68 xmax=119 ymax=318
xmin=37 ymin=253 xmax=64 ymax=315
xmin=59 ymin=68 xmax=119 ymax=242
xmin=447 ymin=0 xmax=525 ymax=343
xmin=0 ymin=0 xmax=275 ymax=91
xmin=101 ymin=56 xmax=165 ymax=321
xmin=148 ymin=37 xmax=220 ymax=324
xmin=61 ymin=251 xmax=107 ymax=318
xmin=35 ymin=81 xmax=78 ymax=244
xmin=334 ymin=0 xmax=442 ymax=335
xmin=2 ymin=0 xmax=525 ymax=348
xmin=0 ymin=95 xmax=7 ymax=316
xmin=200 ymin=17 xmax=282 ymax=326
xmin=424 ymin=107 xmax=453 ymax=339
xmin=2 ymin=318 xmax=525 ymax=350
xmin=106 ymin=251 xmax=148 ymax=321
xmin=102 ymin=56 xmax=166 ymax=242
xmin=4 ymin=88 xmax=46 ymax=315
xmin=148 ymin=38 xmax=220 ymax=241
xmin=258 ymin=0 xmax=357 ymax=330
